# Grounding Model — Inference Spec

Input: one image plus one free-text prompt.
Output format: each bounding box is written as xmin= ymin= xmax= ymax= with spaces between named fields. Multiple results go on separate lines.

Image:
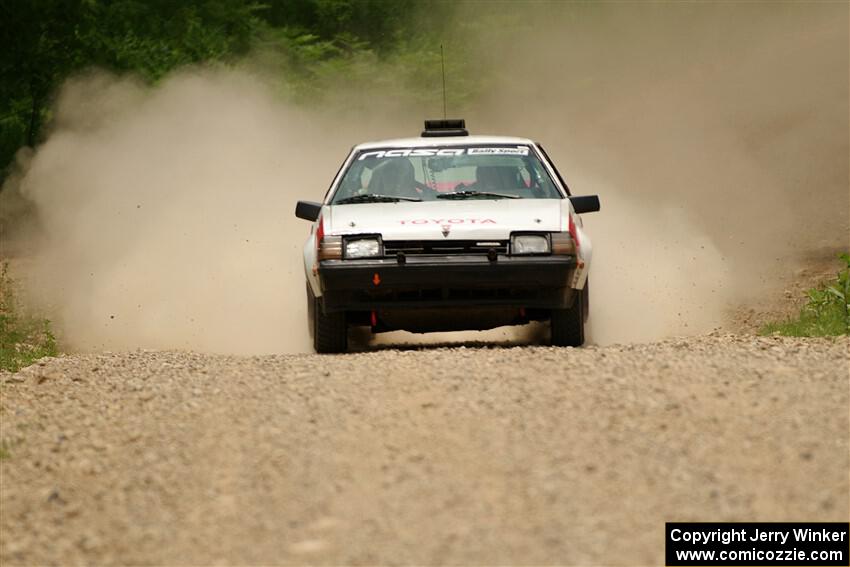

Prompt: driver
xmin=473 ymin=165 xmax=520 ymax=192
xmin=368 ymin=159 xmax=429 ymax=199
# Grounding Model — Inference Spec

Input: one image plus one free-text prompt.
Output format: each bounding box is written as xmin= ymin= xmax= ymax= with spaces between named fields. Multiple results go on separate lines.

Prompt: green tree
xmin=0 ymin=0 xmax=262 ymax=178
xmin=0 ymin=0 xmax=466 ymax=180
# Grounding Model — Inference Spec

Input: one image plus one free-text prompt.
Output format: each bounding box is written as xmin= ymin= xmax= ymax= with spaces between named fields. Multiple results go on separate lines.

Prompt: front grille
xmin=383 ymin=240 xmax=508 ymax=257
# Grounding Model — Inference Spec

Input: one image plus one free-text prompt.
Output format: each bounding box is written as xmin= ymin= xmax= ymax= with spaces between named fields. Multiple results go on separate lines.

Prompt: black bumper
xmin=319 ymin=255 xmax=576 ymax=311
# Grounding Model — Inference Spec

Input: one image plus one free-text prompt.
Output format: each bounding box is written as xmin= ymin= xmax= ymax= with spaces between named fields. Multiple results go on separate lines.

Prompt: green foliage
xmin=258 ymin=0 xmax=453 ymax=54
xmin=0 ymin=0 xmax=473 ymax=180
xmin=76 ymin=0 xmax=263 ymax=80
xmin=250 ymin=0 xmax=477 ymax=109
xmin=1 ymin=0 xmax=264 ymax=178
xmin=0 ymin=262 xmax=58 ymax=372
xmin=760 ymin=254 xmax=850 ymax=337
xmin=253 ymin=28 xmax=478 ymax=111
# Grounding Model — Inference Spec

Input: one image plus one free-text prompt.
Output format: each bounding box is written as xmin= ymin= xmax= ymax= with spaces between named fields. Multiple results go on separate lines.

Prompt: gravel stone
xmin=0 ymin=335 xmax=847 ymax=565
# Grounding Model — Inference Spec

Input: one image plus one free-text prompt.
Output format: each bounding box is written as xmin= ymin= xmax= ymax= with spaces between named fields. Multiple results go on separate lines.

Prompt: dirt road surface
xmin=1 ymin=334 xmax=848 ymax=565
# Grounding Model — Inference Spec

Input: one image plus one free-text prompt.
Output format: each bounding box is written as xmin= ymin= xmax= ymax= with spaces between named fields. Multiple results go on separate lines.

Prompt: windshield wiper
xmin=436 ymin=190 xmax=519 ymax=200
xmin=335 ymin=194 xmax=422 ymax=205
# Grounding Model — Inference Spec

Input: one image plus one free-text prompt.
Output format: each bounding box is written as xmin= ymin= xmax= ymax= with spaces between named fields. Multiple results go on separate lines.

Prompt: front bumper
xmin=318 ymin=255 xmax=576 ymax=311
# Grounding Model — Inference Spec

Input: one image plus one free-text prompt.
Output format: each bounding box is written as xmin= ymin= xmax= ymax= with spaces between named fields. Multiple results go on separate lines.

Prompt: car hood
xmin=324 ymin=199 xmax=566 ymax=240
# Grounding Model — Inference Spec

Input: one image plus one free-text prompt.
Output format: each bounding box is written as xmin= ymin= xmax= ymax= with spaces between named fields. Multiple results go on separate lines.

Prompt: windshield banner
xmin=358 ymin=147 xmax=529 ymax=160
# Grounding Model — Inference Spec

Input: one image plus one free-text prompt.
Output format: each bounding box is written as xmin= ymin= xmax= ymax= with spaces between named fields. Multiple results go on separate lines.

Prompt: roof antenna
xmin=440 ymin=44 xmax=447 ymax=119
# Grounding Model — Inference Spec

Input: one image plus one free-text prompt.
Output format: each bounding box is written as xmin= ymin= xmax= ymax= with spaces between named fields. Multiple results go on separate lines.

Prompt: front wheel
xmin=306 ymin=284 xmax=348 ymax=353
xmin=550 ymin=284 xmax=587 ymax=347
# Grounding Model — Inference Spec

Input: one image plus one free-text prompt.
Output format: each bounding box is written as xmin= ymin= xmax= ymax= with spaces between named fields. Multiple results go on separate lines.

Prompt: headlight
xmin=345 ymin=237 xmax=382 ymax=258
xmin=511 ymin=234 xmax=550 ymax=255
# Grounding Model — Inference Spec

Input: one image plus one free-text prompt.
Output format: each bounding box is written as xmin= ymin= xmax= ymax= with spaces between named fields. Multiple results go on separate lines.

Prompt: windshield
xmin=331 ymin=145 xmax=563 ymax=204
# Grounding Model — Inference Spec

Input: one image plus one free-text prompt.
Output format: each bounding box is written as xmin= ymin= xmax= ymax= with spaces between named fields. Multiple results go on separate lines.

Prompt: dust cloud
xmin=3 ymin=70 xmax=356 ymax=354
xmin=3 ymin=2 xmax=847 ymax=353
xmin=465 ymin=1 xmax=849 ymax=343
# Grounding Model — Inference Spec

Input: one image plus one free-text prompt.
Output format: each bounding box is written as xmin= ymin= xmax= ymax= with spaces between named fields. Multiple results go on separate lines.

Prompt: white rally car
xmin=295 ymin=120 xmax=600 ymax=353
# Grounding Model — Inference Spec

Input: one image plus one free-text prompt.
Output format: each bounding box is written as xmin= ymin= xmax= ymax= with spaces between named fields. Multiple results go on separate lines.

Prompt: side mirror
xmin=569 ymin=195 xmax=600 ymax=214
xmin=295 ymin=200 xmax=322 ymax=221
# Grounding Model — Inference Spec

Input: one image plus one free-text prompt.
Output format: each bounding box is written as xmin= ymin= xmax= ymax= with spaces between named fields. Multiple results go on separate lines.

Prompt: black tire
xmin=306 ymin=284 xmax=348 ymax=353
xmin=550 ymin=284 xmax=588 ymax=347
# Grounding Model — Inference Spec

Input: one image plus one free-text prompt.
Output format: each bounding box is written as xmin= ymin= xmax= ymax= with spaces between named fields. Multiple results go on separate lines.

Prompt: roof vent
xmin=421 ymin=119 xmax=468 ymax=137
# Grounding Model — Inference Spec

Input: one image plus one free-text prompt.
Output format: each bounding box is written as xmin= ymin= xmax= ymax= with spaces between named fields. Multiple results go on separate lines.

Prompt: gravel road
xmin=1 ymin=334 xmax=848 ymax=565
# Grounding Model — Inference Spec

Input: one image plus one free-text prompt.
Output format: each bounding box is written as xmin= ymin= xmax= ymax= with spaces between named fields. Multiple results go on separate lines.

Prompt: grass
xmin=760 ymin=253 xmax=850 ymax=337
xmin=0 ymin=261 xmax=58 ymax=372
